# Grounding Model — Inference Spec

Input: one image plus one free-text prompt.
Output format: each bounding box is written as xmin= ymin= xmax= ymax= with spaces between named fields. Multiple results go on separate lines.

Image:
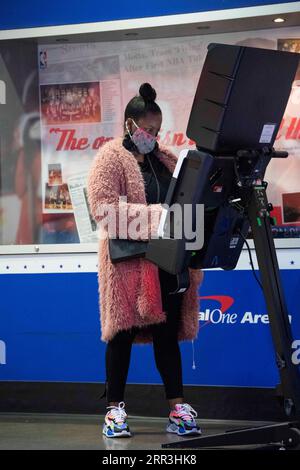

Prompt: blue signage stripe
xmin=0 ymin=270 xmax=299 ymax=386
xmin=0 ymin=1 xmax=299 ymax=30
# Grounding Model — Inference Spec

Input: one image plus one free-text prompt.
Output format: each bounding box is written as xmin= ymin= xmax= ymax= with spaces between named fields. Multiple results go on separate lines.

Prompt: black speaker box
xmin=187 ymin=43 xmax=299 ymax=154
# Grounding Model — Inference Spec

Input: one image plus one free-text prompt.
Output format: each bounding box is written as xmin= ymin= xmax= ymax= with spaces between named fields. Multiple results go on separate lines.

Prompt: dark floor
xmin=0 ymin=413 xmax=281 ymax=450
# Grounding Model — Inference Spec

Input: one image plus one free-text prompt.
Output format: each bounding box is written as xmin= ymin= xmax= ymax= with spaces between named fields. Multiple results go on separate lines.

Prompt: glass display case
xmin=0 ymin=24 xmax=299 ymax=254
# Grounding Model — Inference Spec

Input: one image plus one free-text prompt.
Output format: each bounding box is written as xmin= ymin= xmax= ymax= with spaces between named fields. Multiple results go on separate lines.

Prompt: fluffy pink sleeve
xmin=87 ymin=147 xmax=163 ymax=241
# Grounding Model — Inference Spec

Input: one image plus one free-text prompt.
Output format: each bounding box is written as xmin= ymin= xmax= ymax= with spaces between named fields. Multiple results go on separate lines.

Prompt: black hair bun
xmin=139 ymin=83 xmax=156 ymax=102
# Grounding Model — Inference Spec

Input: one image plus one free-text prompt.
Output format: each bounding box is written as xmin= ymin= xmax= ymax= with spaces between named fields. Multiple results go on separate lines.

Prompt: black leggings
xmin=105 ymin=268 xmax=184 ymax=403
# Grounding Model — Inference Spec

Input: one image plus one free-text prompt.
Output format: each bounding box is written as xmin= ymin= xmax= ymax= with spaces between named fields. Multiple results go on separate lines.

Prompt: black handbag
xmin=108 ymin=238 xmax=148 ymax=263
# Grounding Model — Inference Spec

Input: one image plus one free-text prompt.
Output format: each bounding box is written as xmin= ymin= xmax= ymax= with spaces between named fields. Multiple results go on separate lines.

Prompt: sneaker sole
xmin=103 ymin=425 xmax=132 ymax=438
xmin=166 ymin=423 xmax=202 ymax=436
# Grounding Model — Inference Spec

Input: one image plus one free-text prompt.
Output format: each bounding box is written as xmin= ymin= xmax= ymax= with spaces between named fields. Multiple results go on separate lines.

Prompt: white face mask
xmin=126 ymin=118 xmax=157 ymax=154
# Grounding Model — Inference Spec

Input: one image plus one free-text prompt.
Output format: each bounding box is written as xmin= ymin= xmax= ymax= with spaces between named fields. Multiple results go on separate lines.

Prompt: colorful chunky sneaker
xmin=102 ymin=401 xmax=132 ymax=438
xmin=166 ymin=403 xmax=202 ymax=436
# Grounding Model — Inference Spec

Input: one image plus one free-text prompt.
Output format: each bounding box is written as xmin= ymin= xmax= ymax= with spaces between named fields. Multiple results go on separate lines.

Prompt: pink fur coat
xmin=87 ymin=136 xmax=204 ymax=343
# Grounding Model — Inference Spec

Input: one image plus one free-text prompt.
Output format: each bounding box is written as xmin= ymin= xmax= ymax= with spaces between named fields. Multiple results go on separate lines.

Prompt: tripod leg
xmin=247 ymin=184 xmax=300 ymax=417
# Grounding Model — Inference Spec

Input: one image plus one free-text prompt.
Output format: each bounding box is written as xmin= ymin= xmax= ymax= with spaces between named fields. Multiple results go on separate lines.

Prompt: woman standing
xmin=87 ymin=83 xmax=204 ymax=438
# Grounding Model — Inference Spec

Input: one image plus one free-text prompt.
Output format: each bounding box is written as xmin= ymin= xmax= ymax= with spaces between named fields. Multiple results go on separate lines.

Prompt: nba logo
xmin=40 ymin=50 xmax=47 ymax=69
xmin=0 ymin=80 xmax=6 ymax=104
